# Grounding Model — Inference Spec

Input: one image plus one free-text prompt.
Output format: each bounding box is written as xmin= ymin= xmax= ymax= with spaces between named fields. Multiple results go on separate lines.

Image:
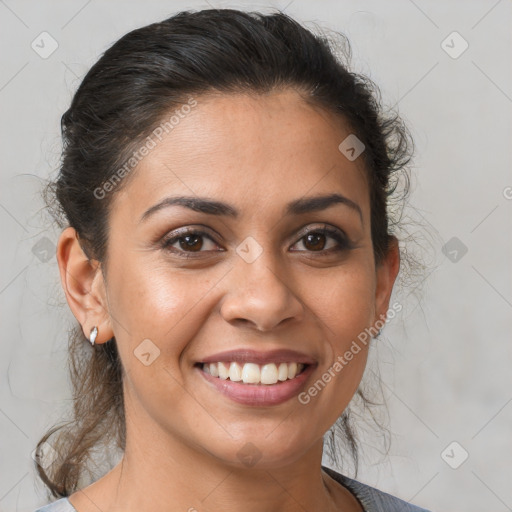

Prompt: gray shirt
xmin=34 ymin=465 xmax=431 ymax=512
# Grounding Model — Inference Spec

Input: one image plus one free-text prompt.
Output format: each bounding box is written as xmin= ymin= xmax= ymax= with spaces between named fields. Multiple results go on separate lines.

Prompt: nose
xmin=220 ymin=252 xmax=304 ymax=332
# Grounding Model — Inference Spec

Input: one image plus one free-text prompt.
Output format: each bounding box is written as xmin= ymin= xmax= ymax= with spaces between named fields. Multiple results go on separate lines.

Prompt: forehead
xmin=114 ymin=89 xmax=370 ymax=222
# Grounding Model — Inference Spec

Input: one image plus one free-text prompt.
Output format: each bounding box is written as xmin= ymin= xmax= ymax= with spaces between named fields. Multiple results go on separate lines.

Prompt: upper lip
xmin=198 ymin=348 xmax=317 ymax=366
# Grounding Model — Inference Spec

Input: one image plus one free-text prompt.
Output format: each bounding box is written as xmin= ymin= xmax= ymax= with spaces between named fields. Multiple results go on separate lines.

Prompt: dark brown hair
xmin=37 ymin=8 xmax=416 ymax=499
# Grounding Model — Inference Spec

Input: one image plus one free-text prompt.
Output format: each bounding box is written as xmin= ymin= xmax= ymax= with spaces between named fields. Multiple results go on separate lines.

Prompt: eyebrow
xmin=139 ymin=193 xmax=363 ymax=224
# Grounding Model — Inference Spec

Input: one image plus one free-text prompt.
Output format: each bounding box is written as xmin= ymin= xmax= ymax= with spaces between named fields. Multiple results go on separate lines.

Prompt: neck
xmin=71 ymin=393 xmax=360 ymax=512
xmin=109 ymin=436 xmax=339 ymax=512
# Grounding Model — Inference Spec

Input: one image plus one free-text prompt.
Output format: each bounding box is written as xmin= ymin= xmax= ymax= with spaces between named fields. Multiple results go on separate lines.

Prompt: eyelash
xmin=160 ymin=225 xmax=353 ymax=259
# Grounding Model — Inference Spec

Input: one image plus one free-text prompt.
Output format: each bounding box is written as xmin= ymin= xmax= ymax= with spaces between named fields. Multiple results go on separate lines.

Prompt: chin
xmin=204 ymin=434 xmax=315 ymax=471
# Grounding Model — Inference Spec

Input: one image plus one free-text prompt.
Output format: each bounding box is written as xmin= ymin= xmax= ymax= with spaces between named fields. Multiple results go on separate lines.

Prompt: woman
xmin=34 ymin=8 xmax=431 ymax=512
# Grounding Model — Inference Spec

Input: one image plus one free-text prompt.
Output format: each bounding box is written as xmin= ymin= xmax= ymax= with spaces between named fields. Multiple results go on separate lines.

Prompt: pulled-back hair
xmin=37 ymin=8 xmax=415 ymax=499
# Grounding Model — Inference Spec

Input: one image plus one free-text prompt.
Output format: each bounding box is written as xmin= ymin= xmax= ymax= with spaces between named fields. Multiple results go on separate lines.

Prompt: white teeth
xmin=218 ymin=362 xmax=229 ymax=380
xmin=228 ymin=362 xmax=242 ymax=381
xmin=201 ymin=361 xmax=306 ymax=385
xmin=241 ymin=363 xmax=260 ymax=384
xmin=287 ymin=362 xmax=298 ymax=379
xmin=260 ymin=363 xmax=278 ymax=384
xmin=278 ymin=362 xmax=289 ymax=381
xmin=209 ymin=363 xmax=219 ymax=377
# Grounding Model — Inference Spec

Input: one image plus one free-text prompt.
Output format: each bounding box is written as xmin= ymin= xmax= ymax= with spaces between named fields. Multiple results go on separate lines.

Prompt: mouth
xmin=193 ymin=347 xmax=317 ymax=406
xmin=194 ymin=360 xmax=316 ymax=406
xmin=194 ymin=361 xmax=309 ymax=385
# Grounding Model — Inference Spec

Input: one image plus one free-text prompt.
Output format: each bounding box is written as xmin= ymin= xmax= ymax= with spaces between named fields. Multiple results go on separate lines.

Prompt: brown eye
xmin=303 ymin=233 xmax=327 ymax=251
xmin=178 ymin=234 xmax=203 ymax=252
xmin=161 ymin=229 xmax=222 ymax=257
xmin=291 ymin=226 xmax=352 ymax=254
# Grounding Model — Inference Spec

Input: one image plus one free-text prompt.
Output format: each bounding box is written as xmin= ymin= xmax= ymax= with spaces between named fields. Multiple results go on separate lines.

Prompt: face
xmin=60 ymin=88 xmax=399 ymax=470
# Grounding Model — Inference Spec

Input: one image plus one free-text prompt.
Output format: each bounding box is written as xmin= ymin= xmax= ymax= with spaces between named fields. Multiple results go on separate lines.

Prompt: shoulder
xmin=33 ymin=497 xmax=77 ymax=512
xmin=322 ymin=465 xmax=432 ymax=512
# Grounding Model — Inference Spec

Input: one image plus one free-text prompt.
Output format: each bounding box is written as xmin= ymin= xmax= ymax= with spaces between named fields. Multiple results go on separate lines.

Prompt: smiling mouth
xmin=195 ymin=361 xmax=308 ymax=385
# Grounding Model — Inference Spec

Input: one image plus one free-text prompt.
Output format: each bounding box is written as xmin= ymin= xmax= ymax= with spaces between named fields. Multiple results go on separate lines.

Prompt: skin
xmin=57 ymin=88 xmax=400 ymax=512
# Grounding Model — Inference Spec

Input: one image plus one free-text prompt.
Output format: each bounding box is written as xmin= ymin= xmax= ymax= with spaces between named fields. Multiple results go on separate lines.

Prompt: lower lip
xmin=196 ymin=364 xmax=316 ymax=406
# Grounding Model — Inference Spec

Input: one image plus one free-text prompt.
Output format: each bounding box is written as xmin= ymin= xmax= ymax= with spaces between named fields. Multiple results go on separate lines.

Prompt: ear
xmin=56 ymin=226 xmax=113 ymax=344
xmin=373 ymin=236 xmax=400 ymax=330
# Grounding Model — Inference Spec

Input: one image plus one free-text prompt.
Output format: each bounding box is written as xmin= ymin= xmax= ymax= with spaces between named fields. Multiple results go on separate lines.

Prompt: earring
xmin=89 ymin=326 xmax=98 ymax=346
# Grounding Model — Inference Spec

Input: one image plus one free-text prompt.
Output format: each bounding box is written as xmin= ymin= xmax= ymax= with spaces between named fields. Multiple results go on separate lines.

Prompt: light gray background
xmin=1 ymin=1 xmax=511 ymax=511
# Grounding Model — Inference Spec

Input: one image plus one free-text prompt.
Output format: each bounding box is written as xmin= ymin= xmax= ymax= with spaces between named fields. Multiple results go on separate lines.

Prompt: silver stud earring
xmin=89 ymin=326 xmax=98 ymax=346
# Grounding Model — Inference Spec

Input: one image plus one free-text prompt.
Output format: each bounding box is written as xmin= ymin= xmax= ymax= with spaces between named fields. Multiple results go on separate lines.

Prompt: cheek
xmin=110 ymin=261 xmax=182 ymax=329
xmin=308 ymin=264 xmax=376 ymax=348
xmin=107 ymin=257 xmax=221 ymax=364
xmin=300 ymin=270 xmax=374 ymax=421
